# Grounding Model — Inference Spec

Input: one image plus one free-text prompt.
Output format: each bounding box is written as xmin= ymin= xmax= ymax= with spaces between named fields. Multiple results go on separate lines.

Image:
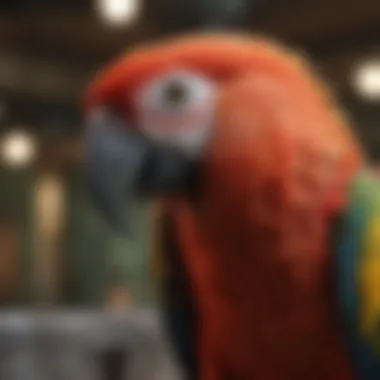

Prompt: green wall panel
xmin=63 ymin=168 xmax=155 ymax=307
xmin=0 ymin=167 xmax=35 ymax=304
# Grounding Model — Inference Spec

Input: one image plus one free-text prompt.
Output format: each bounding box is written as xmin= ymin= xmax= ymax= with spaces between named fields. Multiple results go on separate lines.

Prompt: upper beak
xmin=84 ymin=111 xmax=199 ymax=234
xmin=85 ymin=112 xmax=148 ymax=233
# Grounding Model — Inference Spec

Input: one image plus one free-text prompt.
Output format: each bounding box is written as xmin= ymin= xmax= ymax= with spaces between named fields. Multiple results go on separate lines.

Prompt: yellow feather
xmin=359 ymin=218 xmax=380 ymax=337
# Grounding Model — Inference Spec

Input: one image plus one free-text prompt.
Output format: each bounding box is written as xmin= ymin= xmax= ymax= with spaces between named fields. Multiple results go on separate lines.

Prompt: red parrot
xmin=83 ymin=34 xmax=367 ymax=380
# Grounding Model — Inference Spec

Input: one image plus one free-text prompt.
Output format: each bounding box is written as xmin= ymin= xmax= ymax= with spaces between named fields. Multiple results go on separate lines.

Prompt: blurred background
xmin=0 ymin=0 xmax=380 ymax=378
xmin=1 ymin=0 xmax=380 ymax=309
xmin=1 ymin=0 xmax=380 ymax=308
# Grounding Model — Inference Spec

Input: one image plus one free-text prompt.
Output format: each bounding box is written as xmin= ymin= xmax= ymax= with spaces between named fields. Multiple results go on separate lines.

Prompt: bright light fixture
xmin=0 ymin=130 xmax=37 ymax=168
xmin=353 ymin=59 xmax=380 ymax=100
xmin=96 ymin=0 xmax=139 ymax=26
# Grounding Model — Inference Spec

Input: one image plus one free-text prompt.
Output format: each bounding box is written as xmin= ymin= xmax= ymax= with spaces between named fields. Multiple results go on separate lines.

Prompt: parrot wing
xmin=150 ymin=204 xmax=198 ymax=380
xmin=337 ymin=169 xmax=380 ymax=379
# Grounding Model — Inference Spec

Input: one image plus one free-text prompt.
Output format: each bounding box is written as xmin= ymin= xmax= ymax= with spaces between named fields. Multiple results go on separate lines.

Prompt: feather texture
xmin=338 ymin=170 xmax=380 ymax=378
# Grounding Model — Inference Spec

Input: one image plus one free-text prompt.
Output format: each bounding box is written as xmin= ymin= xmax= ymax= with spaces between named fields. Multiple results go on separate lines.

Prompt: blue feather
xmin=337 ymin=171 xmax=380 ymax=379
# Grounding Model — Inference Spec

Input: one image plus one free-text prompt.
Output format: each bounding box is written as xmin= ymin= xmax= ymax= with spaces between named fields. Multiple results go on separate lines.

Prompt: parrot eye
xmin=161 ymin=79 xmax=189 ymax=109
xmin=135 ymin=69 xmax=216 ymax=157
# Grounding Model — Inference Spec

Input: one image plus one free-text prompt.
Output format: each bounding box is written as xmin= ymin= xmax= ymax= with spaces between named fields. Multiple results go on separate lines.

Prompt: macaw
xmin=83 ymin=33 xmax=380 ymax=379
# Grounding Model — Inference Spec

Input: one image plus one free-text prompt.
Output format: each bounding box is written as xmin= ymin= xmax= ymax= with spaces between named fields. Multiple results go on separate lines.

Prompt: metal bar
xmin=0 ymin=310 xmax=183 ymax=380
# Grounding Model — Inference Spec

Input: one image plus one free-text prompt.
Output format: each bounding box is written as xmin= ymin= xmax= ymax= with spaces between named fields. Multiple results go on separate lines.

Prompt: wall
xmin=0 ymin=167 xmax=35 ymax=304
xmin=63 ymin=168 xmax=156 ymax=307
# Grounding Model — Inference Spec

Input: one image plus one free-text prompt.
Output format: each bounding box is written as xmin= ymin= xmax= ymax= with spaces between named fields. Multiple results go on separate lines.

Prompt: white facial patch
xmin=135 ymin=69 xmax=216 ymax=157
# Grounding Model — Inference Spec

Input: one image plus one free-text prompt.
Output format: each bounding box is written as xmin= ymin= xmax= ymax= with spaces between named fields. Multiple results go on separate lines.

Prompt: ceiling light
xmin=0 ymin=130 xmax=37 ymax=168
xmin=96 ymin=0 xmax=139 ymax=26
xmin=353 ymin=59 xmax=380 ymax=100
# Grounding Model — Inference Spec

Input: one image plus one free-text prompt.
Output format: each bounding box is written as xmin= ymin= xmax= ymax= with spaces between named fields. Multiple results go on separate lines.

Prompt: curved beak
xmin=85 ymin=113 xmax=147 ymax=233
xmin=84 ymin=112 xmax=198 ymax=234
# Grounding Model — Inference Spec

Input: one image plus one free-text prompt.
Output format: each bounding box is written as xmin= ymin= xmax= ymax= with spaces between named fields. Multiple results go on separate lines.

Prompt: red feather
xmin=168 ymin=36 xmax=361 ymax=380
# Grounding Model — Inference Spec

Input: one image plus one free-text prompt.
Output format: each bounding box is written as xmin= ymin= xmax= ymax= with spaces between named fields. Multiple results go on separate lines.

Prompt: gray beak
xmin=85 ymin=113 xmax=148 ymax=233
xmin=85 ymin=112 xmax=199 ymax=234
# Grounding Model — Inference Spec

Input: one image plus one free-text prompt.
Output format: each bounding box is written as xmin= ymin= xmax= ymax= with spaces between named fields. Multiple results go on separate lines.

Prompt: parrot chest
xmin=202 ymin=251 xmax=345 ymax=378
xmin=177 ymin=205 xmax=352 ymax=379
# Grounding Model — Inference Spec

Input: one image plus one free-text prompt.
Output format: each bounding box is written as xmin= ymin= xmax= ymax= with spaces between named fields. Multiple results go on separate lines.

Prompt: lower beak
xmin=85 ymin=113 xmax=198 ymax=234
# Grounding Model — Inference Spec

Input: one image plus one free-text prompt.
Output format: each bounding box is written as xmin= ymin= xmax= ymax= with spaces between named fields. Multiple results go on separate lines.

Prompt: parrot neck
xmin=169 ymin=164 xmax=361 ymax=379
xmin=171 ymin=187 xmax=357 ymax=379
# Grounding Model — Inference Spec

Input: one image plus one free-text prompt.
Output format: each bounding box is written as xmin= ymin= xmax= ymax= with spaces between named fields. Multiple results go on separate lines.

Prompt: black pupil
xmin=163 ymin=80 xmax=188 ymax=107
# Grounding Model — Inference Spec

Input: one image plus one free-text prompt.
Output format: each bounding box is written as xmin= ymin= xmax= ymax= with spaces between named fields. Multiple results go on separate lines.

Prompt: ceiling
xmin=1 ymin=0 xmax=380 ymax=149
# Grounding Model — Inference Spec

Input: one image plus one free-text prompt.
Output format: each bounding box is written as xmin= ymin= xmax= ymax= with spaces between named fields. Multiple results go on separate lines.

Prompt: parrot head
xmin=84 ymin=34 xmax=363 ymax=233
